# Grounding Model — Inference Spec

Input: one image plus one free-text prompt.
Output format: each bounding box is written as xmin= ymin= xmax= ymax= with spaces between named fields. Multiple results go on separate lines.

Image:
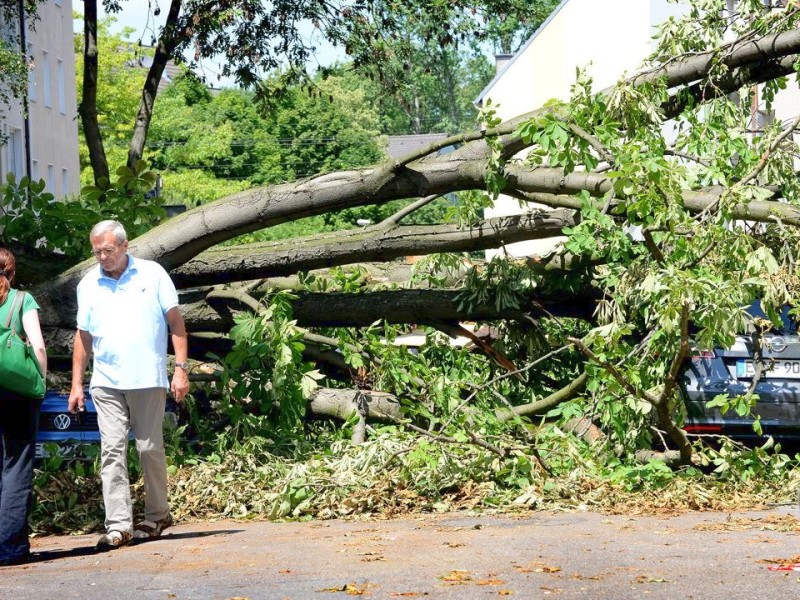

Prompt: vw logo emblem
xmin=53 ymin=414 xmax=72 ymax=430
xmin=770 ymin=336 xmax=787 ymax=353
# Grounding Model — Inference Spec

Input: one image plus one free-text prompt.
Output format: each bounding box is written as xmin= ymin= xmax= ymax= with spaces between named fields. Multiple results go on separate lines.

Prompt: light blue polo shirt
xmin=76 ymin=255 xmax=179 ymax=390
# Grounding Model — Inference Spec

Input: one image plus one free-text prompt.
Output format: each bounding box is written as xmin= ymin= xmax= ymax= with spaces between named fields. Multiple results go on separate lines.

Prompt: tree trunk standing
xmin=126 ymin=0 xmax=183 ymax=170
xmin=77 ymin=0 xmax=108 ymax=185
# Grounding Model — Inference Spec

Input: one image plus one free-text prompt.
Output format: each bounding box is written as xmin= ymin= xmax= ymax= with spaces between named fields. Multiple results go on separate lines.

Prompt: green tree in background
xmin=354 ymin=42 xmax=495 ymax=134
xmin=68 ymin=0 xmax=560 ymax=183
xmin=145 ymin=69 xmax=384 ymax=206
xmin=265 ymin=71 xmax=385 ymax=179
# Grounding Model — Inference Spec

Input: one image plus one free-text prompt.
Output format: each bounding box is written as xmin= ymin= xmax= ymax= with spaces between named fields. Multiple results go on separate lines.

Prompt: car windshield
xmin=745 ymin=301 xmax=798 ymax=335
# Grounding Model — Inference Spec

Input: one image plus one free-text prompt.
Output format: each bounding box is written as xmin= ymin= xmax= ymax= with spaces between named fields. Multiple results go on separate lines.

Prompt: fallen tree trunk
xmin=170 ymin=210 xmax=578 ymax=287
xmin=185 ymin=287 xmax=597 ymax=332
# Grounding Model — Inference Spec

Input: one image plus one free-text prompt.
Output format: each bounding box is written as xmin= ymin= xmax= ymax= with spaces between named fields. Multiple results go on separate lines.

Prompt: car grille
xmin=40 ymin=412 xmax=99 ymax=432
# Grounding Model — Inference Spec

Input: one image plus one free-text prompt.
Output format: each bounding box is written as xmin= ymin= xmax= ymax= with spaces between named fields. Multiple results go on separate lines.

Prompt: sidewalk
xmin=3 ymin=507 xmax=800 ymax=599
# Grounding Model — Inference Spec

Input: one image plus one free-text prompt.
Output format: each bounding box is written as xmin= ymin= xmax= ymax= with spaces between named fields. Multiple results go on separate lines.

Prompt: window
xmin=31 ymin=160 xmax=39 ymax=182
xmin=27 ymin=43 xmax=36 ymax=102
xmin=54 ymin=0 xmax=62 ymax=6
xmin=47 ymin=164 xmax=54 ymax=192
xmin=61 ymin=168 xmax=68 ymax=196
xmin=42 ymin=50 xmax=51 ymax=108
xmin=7 ymin=129 xmax=24 ymax=180
xmin=57 ymin=58 xmax=65 ymax=113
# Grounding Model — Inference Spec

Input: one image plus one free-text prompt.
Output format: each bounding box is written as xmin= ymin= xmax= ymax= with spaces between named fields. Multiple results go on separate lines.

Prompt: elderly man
xmin=68 ymin=220 xmax=189 ymax=549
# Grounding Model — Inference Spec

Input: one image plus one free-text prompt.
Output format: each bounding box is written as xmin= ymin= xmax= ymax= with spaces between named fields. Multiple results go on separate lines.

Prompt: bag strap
xmin=4 ymin=291 xmax=26 ymax=334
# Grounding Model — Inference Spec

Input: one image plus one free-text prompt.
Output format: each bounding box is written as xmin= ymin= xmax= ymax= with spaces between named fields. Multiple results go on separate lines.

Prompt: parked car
xmin=36 ymin=389 xmax=100 ymax=459
xmin=36 ymin=389 xmax=179 ymax=459
xmin=680 ymin=302 xmax=800 ymax=446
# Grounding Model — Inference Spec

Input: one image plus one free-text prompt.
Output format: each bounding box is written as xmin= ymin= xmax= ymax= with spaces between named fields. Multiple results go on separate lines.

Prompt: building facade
xmin=1 ymin=0 xmax=80 ymax=198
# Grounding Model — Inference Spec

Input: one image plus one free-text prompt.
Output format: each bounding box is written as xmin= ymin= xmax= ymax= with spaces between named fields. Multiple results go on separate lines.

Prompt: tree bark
xmin=127 ymin=0 xmax=183 ymax=170
xmin=308 ymin=388 xmax=402 ymax=421
xmin=77 ymin=0 xmax=108 ymax=184
xmin=182 ymin=287 xmax=596 ymax=333
xmin=170 ymin=210 xmax=578 ymax=287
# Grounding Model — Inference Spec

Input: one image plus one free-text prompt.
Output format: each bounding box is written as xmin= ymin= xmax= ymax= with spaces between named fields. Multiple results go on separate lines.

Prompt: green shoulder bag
xmin=0 ymin=291 xmax=45 ymax=399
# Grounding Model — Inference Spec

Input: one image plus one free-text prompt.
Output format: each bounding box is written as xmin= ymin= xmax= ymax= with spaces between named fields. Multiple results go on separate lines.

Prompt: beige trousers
xmin=91 ymin=387 xmax=170 ymax=534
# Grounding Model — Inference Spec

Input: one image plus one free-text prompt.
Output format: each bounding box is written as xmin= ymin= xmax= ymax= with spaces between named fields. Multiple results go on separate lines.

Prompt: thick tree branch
xmin=660 ymin=301 xmax=691 ymax=406
xmin=497 ymin=371 xmax=589 ymax=421
xmin=170 ymin=211 xmax=578 ymax=287
xmin=182 ymin=288 xmax=597 ymax=335
xmin=127 ymin=0 xmax=183 ymax=169
xmin=378 ymin=194 xmax=442 ymax=227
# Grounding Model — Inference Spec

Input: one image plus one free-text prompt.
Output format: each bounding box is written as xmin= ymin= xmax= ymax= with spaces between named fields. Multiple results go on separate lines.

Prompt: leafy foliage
xmin=217 ymin=290 xmax=324 ymax=432
xmin=475 ymin=3 xmax=800 ymax=458
xmin=0 ymin=160 xmax=165 ymax=258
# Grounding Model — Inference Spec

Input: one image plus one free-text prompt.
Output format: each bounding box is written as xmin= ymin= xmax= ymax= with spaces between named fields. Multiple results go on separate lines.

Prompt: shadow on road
xmin=137 ymin=528 xmax=245 ymax=543
xmin=29 ymin=529 xmax=245 ymax=562
xmin=27 ymin=547 xmax=98 ymax=564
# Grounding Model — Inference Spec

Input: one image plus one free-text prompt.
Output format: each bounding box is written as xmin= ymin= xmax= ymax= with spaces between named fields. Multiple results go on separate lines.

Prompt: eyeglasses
xmin=91 ymin=245 xmax=119 ymax=258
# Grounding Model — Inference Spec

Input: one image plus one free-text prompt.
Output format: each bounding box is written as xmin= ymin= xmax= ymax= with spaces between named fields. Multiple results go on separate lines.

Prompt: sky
xmin=78 ymin=1 xmax=345 ymax=89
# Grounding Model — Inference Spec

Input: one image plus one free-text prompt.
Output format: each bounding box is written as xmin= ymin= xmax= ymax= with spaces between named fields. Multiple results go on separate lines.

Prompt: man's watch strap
xmin=174 ymin=361 xmax=189 ymax=371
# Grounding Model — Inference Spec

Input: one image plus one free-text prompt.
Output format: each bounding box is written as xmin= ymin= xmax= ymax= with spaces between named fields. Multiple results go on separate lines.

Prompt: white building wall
xmin=0 ymin=0 xmax=80 ymax=198
xmin=480 ymin=0 xmax=661 ymax=258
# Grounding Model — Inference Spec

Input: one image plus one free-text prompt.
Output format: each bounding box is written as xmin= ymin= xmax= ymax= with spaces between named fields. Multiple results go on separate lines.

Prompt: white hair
xmin=90 ymin=220 xmax=128 ymax=244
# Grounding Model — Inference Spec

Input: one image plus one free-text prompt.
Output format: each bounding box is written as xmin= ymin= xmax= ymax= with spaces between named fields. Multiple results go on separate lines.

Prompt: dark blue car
xmin=36 ymin=390 xmax=178 ymax=459
xmin=680 ymin=303 xmax=800 ymax=446
xmin=36 ymin=389 xmax=101 ymax=459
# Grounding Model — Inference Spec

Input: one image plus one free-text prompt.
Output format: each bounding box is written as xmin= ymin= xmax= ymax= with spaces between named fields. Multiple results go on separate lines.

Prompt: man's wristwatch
xmin=174 ymin=361 xmax=189 ymax=371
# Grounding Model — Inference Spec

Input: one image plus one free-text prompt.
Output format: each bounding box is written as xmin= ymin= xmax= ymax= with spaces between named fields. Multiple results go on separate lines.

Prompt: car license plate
xmin=736 ymin=360 xmax=800 ymax=379
xmin=35 ymin=442 xmax=78 ymax=459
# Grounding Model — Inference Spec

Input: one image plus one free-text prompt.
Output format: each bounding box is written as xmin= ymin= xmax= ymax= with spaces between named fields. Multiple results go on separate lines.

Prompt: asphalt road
xmin=2 ymin=506 xmax=800 ymax=599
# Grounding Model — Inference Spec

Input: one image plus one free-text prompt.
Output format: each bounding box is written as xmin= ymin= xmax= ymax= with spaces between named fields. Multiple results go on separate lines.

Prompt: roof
xmin=474 ymin=0 xmax=571 ymax=107
xmin=384 ymin=133 xmax=450 ymax=161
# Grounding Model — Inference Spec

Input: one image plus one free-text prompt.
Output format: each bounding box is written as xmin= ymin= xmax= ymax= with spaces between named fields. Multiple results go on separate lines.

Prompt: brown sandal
xmin=132 ymin=514 xmax=173 ymax=540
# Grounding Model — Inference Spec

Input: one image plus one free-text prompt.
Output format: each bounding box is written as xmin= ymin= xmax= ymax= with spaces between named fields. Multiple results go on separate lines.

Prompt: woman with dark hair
xmin=0 ymin=248 xmax=47 ymax=566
